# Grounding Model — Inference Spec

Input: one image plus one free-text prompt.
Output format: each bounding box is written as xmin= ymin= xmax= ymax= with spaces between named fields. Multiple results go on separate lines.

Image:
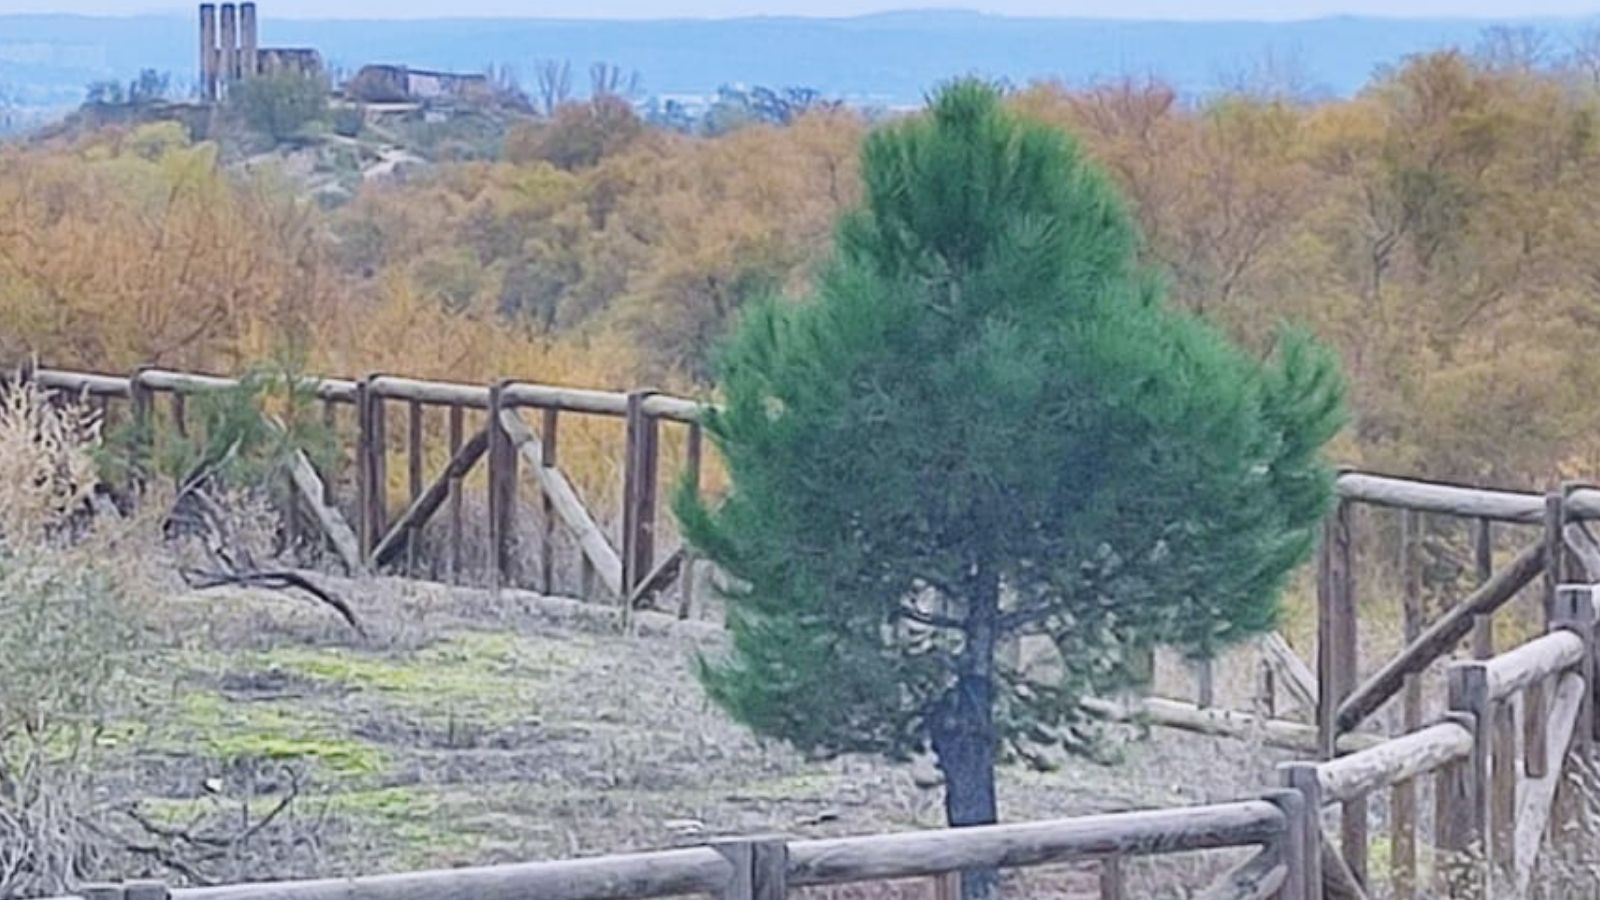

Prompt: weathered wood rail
xmin=1291 ymin=470 xmax=1600 ymax=899
xmin=62 ymin=798 xmax=1297 ymax=900
xmin=1276 ymin=583 xmax=1596 ymax=899
xmin=22 ymin=365 xmax=711 ymax=617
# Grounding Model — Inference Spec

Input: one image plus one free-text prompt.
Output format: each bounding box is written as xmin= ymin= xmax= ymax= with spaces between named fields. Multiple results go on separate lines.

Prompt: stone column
xmin=239 ymin=2 xmax=258 ymax=79
xmin=219 ymin=3 xmax=238 ymax=86
xmin=199 ymin=4 xmax=217 ymax=100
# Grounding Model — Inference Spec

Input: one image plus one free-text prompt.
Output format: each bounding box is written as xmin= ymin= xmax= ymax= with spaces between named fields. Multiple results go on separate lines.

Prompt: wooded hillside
xmin=4 ymin=49 xmax=1599 ymax=487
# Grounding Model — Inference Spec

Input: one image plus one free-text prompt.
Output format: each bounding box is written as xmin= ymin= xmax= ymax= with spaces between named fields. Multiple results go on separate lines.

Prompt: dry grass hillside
xmin=58 ymin=571 xmax=1281 ymax=898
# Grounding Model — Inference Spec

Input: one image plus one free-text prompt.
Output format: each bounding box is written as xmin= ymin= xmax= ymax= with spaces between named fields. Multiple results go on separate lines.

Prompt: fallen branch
xmin=92 ymin=769 xmax=307 ymax=886
xmin=180 ymin=567 xmax=363 ymax=637
xmin=163 ymin=447 xmax=364 ymax=637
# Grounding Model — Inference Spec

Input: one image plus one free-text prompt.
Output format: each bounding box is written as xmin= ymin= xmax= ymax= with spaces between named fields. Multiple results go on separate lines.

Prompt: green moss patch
xmin=158 ymin=688 xmax=388 ymax=778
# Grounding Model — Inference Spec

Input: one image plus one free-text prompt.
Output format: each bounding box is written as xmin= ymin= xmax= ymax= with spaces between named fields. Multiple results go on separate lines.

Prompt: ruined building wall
xmin=347 ymin=64 xmax=493 ymax=105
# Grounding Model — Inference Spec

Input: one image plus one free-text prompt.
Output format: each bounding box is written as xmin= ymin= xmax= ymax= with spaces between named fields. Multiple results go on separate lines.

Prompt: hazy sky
xmin=1 ymin=0 xmax=1596 ymax=19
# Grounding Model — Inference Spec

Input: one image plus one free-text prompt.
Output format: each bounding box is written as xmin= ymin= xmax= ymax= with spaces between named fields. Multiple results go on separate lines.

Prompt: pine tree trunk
xmin=932 ymin=567 xmax=1001 ymax=900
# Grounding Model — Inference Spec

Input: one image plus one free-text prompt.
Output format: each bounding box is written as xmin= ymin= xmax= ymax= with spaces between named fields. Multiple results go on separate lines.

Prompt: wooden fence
xmin=1274 ymin=580 xmax=1597 ymax=899
xmin=20 ymin=365 xmax=1600 ymax=898
xmin=1307 ymin=471 xmax=1600 ymax=895
xmin=24 ymin=365 xmax=710 ymax=618
xmin=64 ymin=797 xmax=1298 ymax=900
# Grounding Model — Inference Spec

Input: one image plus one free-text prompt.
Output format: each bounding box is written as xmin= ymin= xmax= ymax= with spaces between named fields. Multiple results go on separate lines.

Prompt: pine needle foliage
xmin=678 ymin=80 xmax=1345 ymax=845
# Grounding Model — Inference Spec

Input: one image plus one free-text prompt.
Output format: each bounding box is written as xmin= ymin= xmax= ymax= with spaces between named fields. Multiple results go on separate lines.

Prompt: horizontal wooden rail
xmin=1335 ymin=470 xmax=1600 ymax=522
xmin=32 ymin=369 xmax=132 ymax=397
xmin=368 ymin=376 xmax=488 ymax=408
xmin=45 ymin=801 xmax=1296 ymax=900
xmin=137 ymin=369 xmax=359 ymax=402
xmin=1313 ymin=721 xmax=1471 ymax=804
xmin=137 ymin=369 xmax=237 ymax=393
xmin=1482 ymin=629 xmax=1585 ymax=701
xmin=784 ymin=801 xmax=1284 ymax=887
xmin=29 ymin=368 xmax=708 ymax=423
xmin=1083 ymin=696 xmax=1385 ymax=755
xmin=1334 ymin=539 xmax=1546 ymax=733
xmin=20 ymin=363 xmax=707 ymax=604
xmin=173 ymin=847 xmax=731 ymax=900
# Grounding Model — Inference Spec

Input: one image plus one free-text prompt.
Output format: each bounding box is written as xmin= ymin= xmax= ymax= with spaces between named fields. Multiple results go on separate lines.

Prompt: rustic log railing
xmin=1280 ymin=581 xmax=1598 ymax=900
xmin=24 ymin=367 xmax=1600 ymax=898
xmin=60 ymin=798 xmax=1296 ymax=900
xmin=23 ymin=365 xmax=710 ymax=616
xmin=1303 ymin=470 xmax=1600 ymax=890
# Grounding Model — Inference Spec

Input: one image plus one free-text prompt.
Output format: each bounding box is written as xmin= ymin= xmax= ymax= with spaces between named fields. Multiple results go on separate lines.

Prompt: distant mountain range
xmin=4 ymin=9 xmax=1599 ymax=122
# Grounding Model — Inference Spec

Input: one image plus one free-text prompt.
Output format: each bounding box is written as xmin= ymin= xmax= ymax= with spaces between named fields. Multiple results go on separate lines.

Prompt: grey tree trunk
xmin=931 ymin=567 xmax=1002 ymax=900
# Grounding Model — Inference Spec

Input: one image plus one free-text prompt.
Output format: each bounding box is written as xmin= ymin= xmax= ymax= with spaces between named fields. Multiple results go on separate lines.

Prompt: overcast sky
xmin=0 ymin=0 xmax=1594 ymax=18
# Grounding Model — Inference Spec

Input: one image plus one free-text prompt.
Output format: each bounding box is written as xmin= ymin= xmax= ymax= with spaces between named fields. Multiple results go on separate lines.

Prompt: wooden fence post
xmin=370 ymin=384 xmax=388 ymax=551
xmin=487 ymin=381 xmax=517 ymax=594
xmin=355 ymin=376 xmax=386 ymax=562
xmin=1392 ymin=509 xmax=1421 ymax=900
xmin=622 ymin=390 xmax=660 ymax=604
xmin=406 ymin=398 xmax=424 ymax=575
xmin=1552 ymin=585 xmax=1596 ymax=762
xmin=1261 ymin=788 xmax=1308 ymax=900
xmin=1489 ymin=693 xmax=1516 ymax=879
xmin=129 ymin=366 xmax=154 ymax=481
xmin=447 ymin=404 xmax=464 ymax=584
xmin=320 ymin=398 xmax=337 ymax=507
xmin=1474 ymin=518 xmax=1495 ymax=659
xmin=1553 ymin=584 xmax=1597 ymax=841
xmin=541 ymin=407 xmax=559 ymax=596
xmin=124 ymin=880 xmax=171 ymax=900
xmin=679 ymin=420 xmax=703 ymax=620
xmin=1433 ymin=711 xmax=1476 ymax=896
xmin=1317 ymin=498 xmax=1355 ymax=758
xmin=621 ymin=389 xmax=660 ymax=630
xmin=711 ymin=837 xmax=788 ymax=900
xmin=1317 ymin=499 xmax=1364 ymax=886
xmin=355 ymin=380 xmax=369 ymax=559
xmin=1098 ymin=853 xmax=1125 ymax=900
xmin=1523 ymin=491 xmax=1566 ymax=782
xmin=170 ymin=391 xmax=188 ymax=439
xmin=1278 ymin=763 xmax=1324 ymax=900
xmin=1445 ymin=663 xmax=1492 ymax=897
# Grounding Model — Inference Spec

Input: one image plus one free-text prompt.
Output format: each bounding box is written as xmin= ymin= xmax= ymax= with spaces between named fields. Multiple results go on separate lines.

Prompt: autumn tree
xmin=680 ymin=81 xmax=1344 ymax=897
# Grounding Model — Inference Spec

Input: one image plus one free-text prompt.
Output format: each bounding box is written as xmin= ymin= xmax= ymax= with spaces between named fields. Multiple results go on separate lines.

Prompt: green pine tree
xmin=678 ymin=80 xmax=1344 ymax=896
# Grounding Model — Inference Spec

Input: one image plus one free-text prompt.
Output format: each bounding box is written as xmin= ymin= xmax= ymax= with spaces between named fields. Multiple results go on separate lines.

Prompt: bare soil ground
xmin=92 ymin=574 xmax=1289 ymax=898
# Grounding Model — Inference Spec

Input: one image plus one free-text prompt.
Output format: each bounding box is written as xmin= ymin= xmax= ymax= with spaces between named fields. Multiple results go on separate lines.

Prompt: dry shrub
xmin=0 ymin=552 xmax=136 ymax=898
xmin=0 ymin=378 xmax=143 ymax=898
xmin=0 ymin=380 xmax=100 ymax=547
xmin=0 ymin=377 xmax=333 ymax=895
